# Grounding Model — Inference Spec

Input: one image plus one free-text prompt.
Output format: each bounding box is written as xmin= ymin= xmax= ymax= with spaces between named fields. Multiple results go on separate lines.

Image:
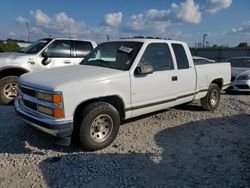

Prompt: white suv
xmin=0 ymin=38 xmax=97 ymax=104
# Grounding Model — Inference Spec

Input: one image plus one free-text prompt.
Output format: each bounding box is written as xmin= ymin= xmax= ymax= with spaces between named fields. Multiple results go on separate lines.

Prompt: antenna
xmin=25 ymin=21 xmax=30 ymax=42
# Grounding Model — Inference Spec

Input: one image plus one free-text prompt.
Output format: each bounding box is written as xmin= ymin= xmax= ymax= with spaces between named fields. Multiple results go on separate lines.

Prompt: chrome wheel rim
xmin=210 ymin=90 xmax=218 ymax=106
xmin=3 ymin=82 xmax=18 ymax=100
xmin=90 ymin=114 xmax=113 ymax=142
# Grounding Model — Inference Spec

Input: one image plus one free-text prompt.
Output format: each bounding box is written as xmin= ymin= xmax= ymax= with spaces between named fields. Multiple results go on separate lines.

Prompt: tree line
xmin=0 ymin=39 xmax=21 ymax=52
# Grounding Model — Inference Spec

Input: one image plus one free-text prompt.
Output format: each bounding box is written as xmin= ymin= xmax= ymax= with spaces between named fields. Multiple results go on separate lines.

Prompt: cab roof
xmin=41 ymin=37 xmax=96 ymax=43
xmin=106 ymin=38 xmax=187 ymax=45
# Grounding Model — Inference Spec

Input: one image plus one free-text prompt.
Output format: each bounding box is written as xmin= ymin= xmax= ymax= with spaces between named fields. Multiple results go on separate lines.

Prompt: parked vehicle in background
xmin=193 ymin=56 xmax=215 ymax=65
xmin=226 ymin=56 xmax=250 ymax=92
xmin=15 ymin=39 xmax=231 ymax=151
xmin=0 ymin=38 xmax=97 ymax=104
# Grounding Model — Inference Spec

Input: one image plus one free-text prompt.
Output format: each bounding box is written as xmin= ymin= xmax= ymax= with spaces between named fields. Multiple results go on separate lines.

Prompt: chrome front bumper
xmin=14 ymin=98 xmax=73 ymax=144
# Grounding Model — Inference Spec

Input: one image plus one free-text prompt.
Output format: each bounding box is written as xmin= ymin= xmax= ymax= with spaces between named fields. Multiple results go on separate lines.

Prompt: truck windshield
xmin=81 ymin=41 xmax=143 ymax=71
xmin=19 ymin=38 xmax=52 ymax=54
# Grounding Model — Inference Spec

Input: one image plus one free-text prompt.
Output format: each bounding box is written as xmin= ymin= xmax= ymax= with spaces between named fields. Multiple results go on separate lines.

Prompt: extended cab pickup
xmin=0 ymin=38 xmax=96 ymax=104
xmin=15 ymin=39 xmax=231 ymax=151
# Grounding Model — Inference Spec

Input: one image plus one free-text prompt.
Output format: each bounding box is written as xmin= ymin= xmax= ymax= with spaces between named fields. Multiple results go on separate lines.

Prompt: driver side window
xmin=139 ymin=43 xmax=174 ymax=71
xmin=47 ymin=40 xmax=71 ymax=57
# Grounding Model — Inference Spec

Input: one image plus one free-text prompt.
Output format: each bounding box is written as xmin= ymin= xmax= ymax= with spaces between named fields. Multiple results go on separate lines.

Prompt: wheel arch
xmin=211 ymin=78 xmax=223 ymax=90
xmin=0 ymin=67 xmax=29 ymax=80
xmin=73 ymin=95 xmax=126 ymax=126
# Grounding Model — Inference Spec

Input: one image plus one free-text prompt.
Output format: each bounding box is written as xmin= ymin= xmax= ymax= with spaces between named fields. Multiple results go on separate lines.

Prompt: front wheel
xmin=78 ymin=102 xmax=120 ymax=151
xmin=201 ymin=83 xmax=221 ymax=111
xmin=0 ymin=76 xmax=18 ymax=105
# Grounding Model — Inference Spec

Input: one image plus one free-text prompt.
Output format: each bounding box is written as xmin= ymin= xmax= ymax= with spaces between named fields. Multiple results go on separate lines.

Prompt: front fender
xmin=0 ymin=66 xmax=30 ymax=79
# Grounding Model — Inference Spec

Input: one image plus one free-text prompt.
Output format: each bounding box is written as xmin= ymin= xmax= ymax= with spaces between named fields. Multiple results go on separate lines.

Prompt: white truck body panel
xmin=0 ymin=38 xmax=97 ymax=104
xmin=20 ymin=65 xmax=131 ymax=119
xmin=194 ymin=63 xmax=231 ymax=99
xmin=0 ymin=38 xmax=97 ymax=73
xmin=128 ymin=40 xmax=195 ymax=117
xmin=0 ymin=52 xmax=37 ymax=72
xmin=15 ymin=39 xmax=231 ymax=143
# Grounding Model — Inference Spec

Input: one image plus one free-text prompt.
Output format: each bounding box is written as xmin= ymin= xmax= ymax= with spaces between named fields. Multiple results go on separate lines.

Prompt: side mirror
xmin=41 ymin=49 xmax=51 ymax=66
xmin=135 ymin=64 xmax=154 ymax=75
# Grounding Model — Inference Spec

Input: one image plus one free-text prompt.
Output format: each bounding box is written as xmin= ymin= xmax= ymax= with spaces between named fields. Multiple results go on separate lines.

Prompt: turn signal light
xmin=38 ymin=105 xmax=64 ymax=118
xmin=52 ymin=94 xmax=62 ymax=103
xmin=53 ymin=108 xmax=64 ymax=118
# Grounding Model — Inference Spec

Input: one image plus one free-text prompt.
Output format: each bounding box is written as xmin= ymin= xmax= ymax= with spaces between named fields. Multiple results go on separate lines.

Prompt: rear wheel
xmin=201 ymin=83 xmax=221 ymax=111
xmin=78 ymin=102 xmax=120 ymax=151
xmin=0 ymin=76 xmax=18 ymax=105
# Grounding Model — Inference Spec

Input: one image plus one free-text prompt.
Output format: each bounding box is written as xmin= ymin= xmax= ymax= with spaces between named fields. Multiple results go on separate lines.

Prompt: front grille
xmin=20 ymin=86 xmax=36 ymax=97
xmin=18 ymin=84 xmax=62 ymax=118
xmin=23 ymin=99 xmax=37 ymax=111
xmin=19 ymin=85 xmax=37 ymax=111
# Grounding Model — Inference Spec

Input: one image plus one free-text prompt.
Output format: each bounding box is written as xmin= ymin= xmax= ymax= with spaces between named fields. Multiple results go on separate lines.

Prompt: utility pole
xmin=106 ymin=34 xmax=110 ymax=41
xmin=202 ymin=34 xmax=208 ymax=48
xmin=25 ymin=21 xmax=30 ymax=42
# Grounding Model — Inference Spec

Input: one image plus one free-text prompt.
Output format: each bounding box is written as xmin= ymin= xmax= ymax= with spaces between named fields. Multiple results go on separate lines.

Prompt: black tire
xmin=78 ymin=102 xmax=120 ymax=151
xmin=201 ymin=83 xmax=221 ymax=111
xmin=0 ymin=76 xmax=18 ymax=105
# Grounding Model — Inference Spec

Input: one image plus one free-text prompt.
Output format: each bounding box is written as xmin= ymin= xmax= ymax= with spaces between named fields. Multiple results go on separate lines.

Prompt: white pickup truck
xmin=15 ymin=39 xmax=231 ymax=151
xmin=0 ymin=38 xmax=96 ymax=104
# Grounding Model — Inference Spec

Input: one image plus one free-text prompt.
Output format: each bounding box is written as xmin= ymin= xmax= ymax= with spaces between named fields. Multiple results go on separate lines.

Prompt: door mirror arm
xmin=41 ymin=50 xmax=48 ymax=58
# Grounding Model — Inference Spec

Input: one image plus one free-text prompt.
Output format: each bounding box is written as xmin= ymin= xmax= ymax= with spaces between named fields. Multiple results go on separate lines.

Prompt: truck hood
xmin=20 ymin=65 xmax=127 ymax=91
xmin=232 ymin=67 xmax=250 ymax=77
xmin=0 ymin=52 xmax=30 ymax=59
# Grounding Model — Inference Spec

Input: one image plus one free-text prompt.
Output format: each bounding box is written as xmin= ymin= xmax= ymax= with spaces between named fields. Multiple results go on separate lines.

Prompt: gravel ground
xmin=0 ymin=93 xmax=249 ymax=188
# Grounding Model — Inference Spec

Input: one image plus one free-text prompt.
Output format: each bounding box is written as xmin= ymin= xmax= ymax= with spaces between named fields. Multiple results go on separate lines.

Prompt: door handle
xmin=64 ymin=61 xmax=71 ymax=64
xmin=27 ymin=61 xmax=35 ymax=65
xmin=172 ymin=76 xmax=178 ymax=81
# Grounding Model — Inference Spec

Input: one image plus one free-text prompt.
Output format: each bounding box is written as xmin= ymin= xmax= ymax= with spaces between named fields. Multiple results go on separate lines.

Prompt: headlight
xmin=37 ymin=105 xmax=64 ymax=118
xmin=37 ymin=105 xmax=53 ymax=115
xmin=37 ymin=91 xmax=64 ymax=118
xmin=37 ymin=92 xmax=62 ymax=103
xmin=237 ymin=75 xmax=250 ymax=80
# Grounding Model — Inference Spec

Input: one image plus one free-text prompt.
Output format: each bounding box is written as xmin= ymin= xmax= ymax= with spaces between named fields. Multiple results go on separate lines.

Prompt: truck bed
xmin=194 ymin=62 xmax=231 ymax=100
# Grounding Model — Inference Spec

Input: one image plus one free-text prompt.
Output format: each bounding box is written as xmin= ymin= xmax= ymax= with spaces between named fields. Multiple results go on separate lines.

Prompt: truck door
xmin=171 ymin=43 xmax=196 ymax=103
xmin=38 ymin=40 xmax=74 ymax=70
xmin=130 ymin=43 xmax=178 ymax=117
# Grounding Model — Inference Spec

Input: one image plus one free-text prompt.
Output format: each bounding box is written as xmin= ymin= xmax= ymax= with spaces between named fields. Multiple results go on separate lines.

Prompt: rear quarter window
xmin=172 ymin=44 xmax=189 ymax=69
